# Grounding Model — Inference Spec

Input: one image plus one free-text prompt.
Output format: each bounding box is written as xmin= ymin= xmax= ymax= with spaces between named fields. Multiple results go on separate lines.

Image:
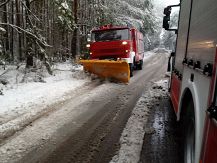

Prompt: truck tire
xmin=183 ymin=101 xmax=195 ymax=163
xmin=138 ymin=60 xmax=143 ymax=70
xmin=133 ymin=57 xmax=137 ymax=70
xmin=129 ymin=63 xmax=133 ymax=77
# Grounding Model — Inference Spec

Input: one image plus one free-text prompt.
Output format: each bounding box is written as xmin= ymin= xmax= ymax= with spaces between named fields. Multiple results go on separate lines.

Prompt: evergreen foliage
xmin=0 ymin=0 xmax=157 ymax=66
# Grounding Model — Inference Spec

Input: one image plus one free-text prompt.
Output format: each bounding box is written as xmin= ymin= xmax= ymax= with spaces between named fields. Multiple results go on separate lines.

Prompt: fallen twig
xmin=0 ymin=69 xmax=10 ymax=77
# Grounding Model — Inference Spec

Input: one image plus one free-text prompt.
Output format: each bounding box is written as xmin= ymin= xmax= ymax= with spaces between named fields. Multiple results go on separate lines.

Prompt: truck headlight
xmin=122 ymin=41 xmax=128 ymax=45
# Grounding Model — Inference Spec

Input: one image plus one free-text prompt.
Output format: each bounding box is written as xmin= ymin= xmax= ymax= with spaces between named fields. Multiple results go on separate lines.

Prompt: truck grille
xmin=95 ymin=48 xmax=123 ymax=55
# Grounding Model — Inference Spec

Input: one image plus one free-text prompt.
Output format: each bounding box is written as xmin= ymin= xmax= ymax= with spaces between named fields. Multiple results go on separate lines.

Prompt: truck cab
xmin=88 ymin=25 xmax=144 ymax=73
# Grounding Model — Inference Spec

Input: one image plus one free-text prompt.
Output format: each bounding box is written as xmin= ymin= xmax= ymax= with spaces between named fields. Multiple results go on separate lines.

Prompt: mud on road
xmin=139 ymin=98 xmax=184 ymax=163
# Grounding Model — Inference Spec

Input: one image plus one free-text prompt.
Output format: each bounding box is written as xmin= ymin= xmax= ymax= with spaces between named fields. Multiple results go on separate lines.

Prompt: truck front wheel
xmin=185 ymin=116 xmax=195 ymax=163
xmin=182 ymin=101 xmax=195 ymax=163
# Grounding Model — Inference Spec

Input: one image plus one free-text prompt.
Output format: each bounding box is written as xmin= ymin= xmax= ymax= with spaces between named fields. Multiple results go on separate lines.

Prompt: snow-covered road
xmin=0 ymin=49 xmax=170 ymax=163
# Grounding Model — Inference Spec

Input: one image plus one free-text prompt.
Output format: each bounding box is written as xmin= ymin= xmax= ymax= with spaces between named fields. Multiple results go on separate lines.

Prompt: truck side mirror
xmin=162 ymin=4 xmax=180 ymax=32
xmin=87 ymin=34 xmax=91 ymax=42
xmin=163 ymin=16 xmax=170 ymax=30
xmin=164 ymin=7 xmax=171 ymax=16
xmin=131 ymin=31 xmax=135 ymax=40
xmin=163 ymin=6 xmax=171 ymax=30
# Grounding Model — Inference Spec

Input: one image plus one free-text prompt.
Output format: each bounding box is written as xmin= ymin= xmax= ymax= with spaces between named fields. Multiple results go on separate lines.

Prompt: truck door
xmin=202 ymin=48 xmax=217 ymax=163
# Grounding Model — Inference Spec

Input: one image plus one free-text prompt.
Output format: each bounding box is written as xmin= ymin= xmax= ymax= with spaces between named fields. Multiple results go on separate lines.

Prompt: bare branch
xmin=0 ymin=23 xmax=52 ymax=48
xmin=21 ymin=1 xmax=40 ymax=22
xmin=30 ymin=0 xmax=37 ymax=4
xmin=0 ymin=69 xmax=10 ymax=77
xmin=0 ymin=0 xmax=10 ymax=8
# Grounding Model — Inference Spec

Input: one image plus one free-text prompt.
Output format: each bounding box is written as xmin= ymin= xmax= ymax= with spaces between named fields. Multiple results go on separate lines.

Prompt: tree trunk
xmin=11 ymin=1 xmax=14 ymax=61
xmin=25 ymin=0 xmax=33 ymax=67
xmin=3 ymin=4 xmax=10 ymax=53
xmin=71 ymin=0 xmax=80 ymax=59
xmin=15 ymin=0 xmax=22 ymax=61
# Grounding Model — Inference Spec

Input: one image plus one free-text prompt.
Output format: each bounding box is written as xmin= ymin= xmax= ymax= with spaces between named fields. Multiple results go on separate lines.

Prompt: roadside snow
xmin=0 ymin=62 xmax=90 ymax=140
xmin=110 ymin=79 xmax=168 ymax=163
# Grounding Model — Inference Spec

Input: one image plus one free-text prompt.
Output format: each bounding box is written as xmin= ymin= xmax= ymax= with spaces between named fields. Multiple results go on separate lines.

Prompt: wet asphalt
xmin=139 ymin=98 xmax=184 ymax=163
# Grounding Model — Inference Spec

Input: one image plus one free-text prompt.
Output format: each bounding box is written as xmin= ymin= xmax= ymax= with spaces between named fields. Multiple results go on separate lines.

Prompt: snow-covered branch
xmin=21 ymin=2 xmax=40 ymax=22
xmin=0 ymin=69 xmax=10 ymax=77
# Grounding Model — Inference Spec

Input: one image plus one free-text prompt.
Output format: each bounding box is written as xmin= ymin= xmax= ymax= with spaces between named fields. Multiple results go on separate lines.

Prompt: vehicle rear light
xmin=90 ymin=52 xmax=93 ymax=55
xmin=125 ymin=50 xmax=129 ymax=53
xmin=122 ymin=41 xmax=128 ymax=45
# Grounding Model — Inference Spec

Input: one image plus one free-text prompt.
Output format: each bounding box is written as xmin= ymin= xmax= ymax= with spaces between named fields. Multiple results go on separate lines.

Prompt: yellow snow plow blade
xmin=79 ymin=60 xmax=130 ymax=83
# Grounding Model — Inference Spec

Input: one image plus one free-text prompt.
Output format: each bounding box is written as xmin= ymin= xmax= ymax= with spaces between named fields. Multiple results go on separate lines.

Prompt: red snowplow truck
xmin=80 ymin=24 xmax=144 ymax=83
xmin=163 ymin=0 xmax=217 ymax=163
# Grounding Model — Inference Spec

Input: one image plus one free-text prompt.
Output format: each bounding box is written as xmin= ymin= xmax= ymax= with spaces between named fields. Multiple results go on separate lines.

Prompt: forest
xmin=0 ymin=0 xmax=159 ymax=69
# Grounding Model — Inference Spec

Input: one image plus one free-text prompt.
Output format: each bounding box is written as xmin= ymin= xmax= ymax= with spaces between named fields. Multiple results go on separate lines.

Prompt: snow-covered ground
xmin=0 ymin=61 xmax=92 ymax=140
xmin=110 ymin=79 xmax=168 ymax=163
xmin=0 ymin=63 xmax=88 ymax=123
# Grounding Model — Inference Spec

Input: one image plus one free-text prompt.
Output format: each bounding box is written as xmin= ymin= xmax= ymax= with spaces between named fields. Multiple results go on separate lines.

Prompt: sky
xmin=161 ymin=0 xmax=180 ymax=5
xmin=153 ymin=0 xmax=180 ymax=10
xmin=153 ymin=0 xmax=180 ymax=17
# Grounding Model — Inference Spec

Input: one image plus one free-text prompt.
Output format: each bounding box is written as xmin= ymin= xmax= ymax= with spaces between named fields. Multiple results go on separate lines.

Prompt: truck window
xmin=91 ymin=29 xmax=129 ymax=42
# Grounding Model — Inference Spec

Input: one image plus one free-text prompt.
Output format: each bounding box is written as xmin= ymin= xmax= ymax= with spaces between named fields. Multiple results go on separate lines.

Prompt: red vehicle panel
xmin=201 ymin=48 xmax=217 ymax=163
xmin=170 ymin=74 xmax=181 ymax=113
xmin=90 ymin=40 xmax=131 ymax=59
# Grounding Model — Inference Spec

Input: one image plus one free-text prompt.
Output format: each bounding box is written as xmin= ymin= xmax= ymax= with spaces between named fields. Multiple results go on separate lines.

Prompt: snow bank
xmin=110 ymin=79 xmax=168 ymax=163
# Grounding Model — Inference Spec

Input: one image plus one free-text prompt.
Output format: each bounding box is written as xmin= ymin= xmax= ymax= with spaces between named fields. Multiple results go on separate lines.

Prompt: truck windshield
xmin=92 ymin=29 xmax=129 ymax=42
